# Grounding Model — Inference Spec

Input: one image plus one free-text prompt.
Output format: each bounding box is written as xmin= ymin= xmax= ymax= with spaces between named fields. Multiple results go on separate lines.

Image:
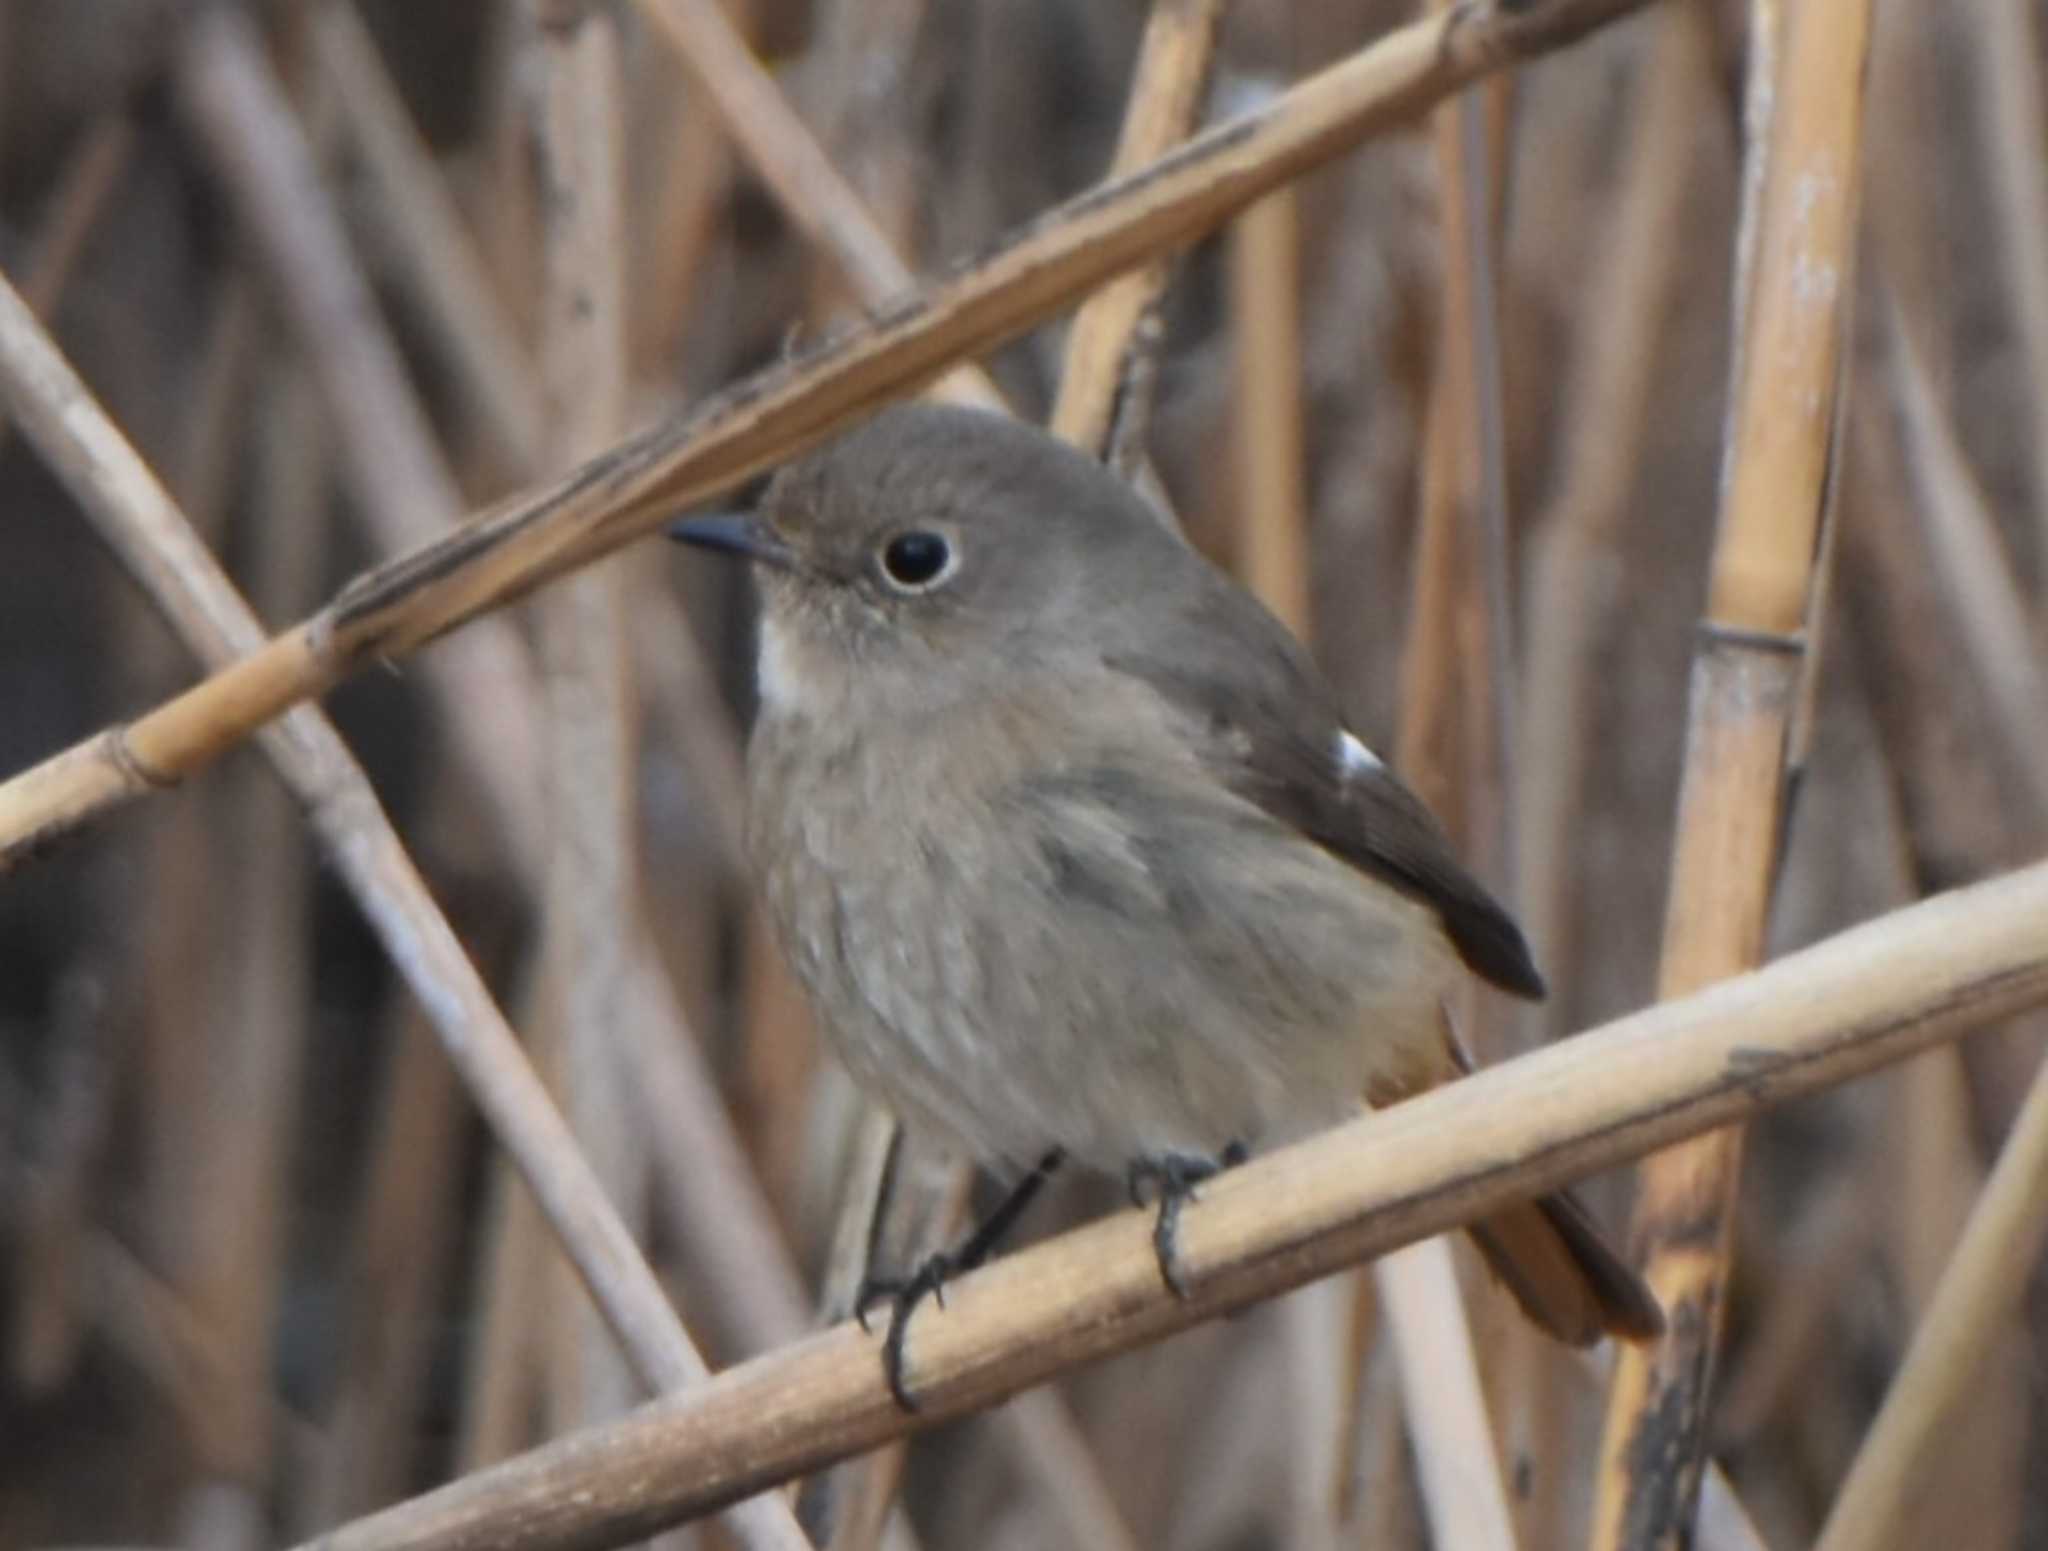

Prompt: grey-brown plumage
xmin=675 ymin=403 xmax=1661 ymax=1351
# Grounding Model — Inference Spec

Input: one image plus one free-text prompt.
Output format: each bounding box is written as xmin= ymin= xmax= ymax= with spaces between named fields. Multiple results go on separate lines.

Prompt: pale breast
xmin=745 ymin=684 xmax=1461 ymax=1174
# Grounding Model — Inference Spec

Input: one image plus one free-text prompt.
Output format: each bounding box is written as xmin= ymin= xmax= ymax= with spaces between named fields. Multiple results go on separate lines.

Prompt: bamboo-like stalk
xmin=1589 ymin=1 xmax=1872 ymax=1542
xmin=173 ymin=376 xmax=323 ymax=1551
xmin=1050 ymin=0 xmax=1224 ymax=457
xmin=300 ymin=854 xmax=2048 ymax=1551
xmin=0 ymin=0 xmax=1661 ymax=871
xmin=1228 ymin=176 xmax=1311 ymax=636
xmin=1438 ymin=80 xmax=1517 ymax=906
xmin=530 ymin=0 xmax=647 ymax=1440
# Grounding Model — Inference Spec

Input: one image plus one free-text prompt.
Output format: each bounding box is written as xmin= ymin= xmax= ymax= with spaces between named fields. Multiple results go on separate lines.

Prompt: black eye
xmin=880 ymin=530 xmax=953 ymax=590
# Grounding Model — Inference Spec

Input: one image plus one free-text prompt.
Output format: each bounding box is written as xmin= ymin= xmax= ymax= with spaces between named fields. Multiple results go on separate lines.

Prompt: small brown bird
xmin=673 ymin=403 xmax=1662 ymax=1406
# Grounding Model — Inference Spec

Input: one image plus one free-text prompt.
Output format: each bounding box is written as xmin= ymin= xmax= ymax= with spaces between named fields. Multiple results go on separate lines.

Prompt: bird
xmin=671 ymin=401 xmax=1663 ymax=1408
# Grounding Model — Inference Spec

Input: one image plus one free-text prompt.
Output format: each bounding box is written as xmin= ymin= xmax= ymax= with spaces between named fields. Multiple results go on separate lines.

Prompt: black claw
xmin=855 ymin=1148 xmax=1066 ymax=1411
xmin=855 ymin=1252 xmax=956 ymax=1411
xmin=1126 ymin=1144 xmax=1249 ymax=1298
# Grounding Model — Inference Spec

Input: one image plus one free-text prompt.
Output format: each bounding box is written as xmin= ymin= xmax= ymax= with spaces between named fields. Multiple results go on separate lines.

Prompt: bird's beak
xmin=667 ymin=512 xmax=799 ymax=571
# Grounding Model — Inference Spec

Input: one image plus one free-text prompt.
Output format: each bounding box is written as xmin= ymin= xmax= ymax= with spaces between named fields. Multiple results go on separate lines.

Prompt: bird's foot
xmin=855 ymin=1252 xmax=956 ymax=1412
xmin=854 ymin=1147 xmax=1065 ymax=1411
xmin=1125 ymin=1141 xmax=1248 ymax=1298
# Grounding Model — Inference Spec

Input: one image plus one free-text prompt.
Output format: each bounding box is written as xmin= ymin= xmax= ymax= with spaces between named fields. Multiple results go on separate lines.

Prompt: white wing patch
xmin=1336 ymin=729 xmax=1384 ymax=779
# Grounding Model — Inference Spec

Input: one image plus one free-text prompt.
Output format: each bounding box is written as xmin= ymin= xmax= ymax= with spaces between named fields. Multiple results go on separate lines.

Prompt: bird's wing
xmin=1102 ymin=577 xmax=1545 ymax=999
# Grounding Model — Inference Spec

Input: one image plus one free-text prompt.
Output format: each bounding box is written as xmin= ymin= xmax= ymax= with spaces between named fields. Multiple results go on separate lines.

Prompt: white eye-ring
xmin=878 ymin=529 xmax=956 ymax=592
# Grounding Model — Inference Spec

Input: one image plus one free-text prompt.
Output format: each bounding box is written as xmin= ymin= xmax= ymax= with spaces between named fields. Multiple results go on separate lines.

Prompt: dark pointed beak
xmin=667 ymin=513 xmax=799 ymax=571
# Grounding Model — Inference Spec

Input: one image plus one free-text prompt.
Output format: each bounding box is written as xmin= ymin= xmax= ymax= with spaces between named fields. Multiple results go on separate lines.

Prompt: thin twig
xmin=1590 ymin=0 xmax=1872 ymax=1540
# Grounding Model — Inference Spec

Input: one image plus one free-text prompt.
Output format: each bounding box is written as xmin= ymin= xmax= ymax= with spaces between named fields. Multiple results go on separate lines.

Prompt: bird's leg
xmin=855 ymin=1147 xmax=1065 ymax=1410
xmin=1126 ymin=1141 xmax=1248 ymax=1298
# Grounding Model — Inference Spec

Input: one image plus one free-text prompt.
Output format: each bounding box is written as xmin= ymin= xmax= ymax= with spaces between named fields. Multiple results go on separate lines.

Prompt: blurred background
xmin=1 ymin=0 xmax=2045 ymax=1547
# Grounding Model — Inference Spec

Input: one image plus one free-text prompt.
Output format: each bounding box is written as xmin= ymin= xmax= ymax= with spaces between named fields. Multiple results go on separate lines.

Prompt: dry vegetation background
xmin=1 ymin=0 xmax=2046 ymax=1548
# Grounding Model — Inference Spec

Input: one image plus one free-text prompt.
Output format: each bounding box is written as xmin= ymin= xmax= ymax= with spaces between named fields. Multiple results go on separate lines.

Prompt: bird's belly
xmin=757 ymin=776 xmax=1456 ymax=1176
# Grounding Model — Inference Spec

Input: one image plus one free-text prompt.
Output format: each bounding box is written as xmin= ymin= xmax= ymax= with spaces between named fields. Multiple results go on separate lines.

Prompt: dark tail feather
xmin=1466 ymin=1189 xmax=1665 ymax=1346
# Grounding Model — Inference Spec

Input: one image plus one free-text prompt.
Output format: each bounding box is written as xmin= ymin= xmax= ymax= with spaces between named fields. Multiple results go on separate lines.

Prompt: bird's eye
xmin=879 ymin=530 xmax=954 ymax=591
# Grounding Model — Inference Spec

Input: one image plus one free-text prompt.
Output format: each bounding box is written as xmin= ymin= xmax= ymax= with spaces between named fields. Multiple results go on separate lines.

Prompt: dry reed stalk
xmin=622 ymin=940 xmax=813 ymax=1359
xmin=0 ymin=270 xmax=735 ymax=1479
xmin=633 ymin=11 xmax=734 ymax=379
xmin=1883 ymin=297 xmax=2048 ymax=817
xmin=1279 ymin=1277 xmax=1353 ymax=1551
xmin=1050 ymin=0 xmax=1224 ymax=456
xmin=313 ymin=0 xmax=757 ymax=894
xmin=299 ymin=852 xmax=2048 ymax=1551
xmin=1228 ymin=178 xmax=1311 ymax=634
xmin=1398 ymin=356 xmax=1473 ymax=834
xmin=1375 ymin=1243 xmax=1518 ymax=1551
xmin=1364 ymin=30 xmax=1523 ymax=1550
xmin=312 ymin=1 xmax=544 ymax=470
xmin=1708 ymin=1178 xmax=1872 ymax=1443
xmin=805 ymin=0 xmax=930 ymax=311
xmin=1837 ymin=408 xmax=2045 ymax=874
xmin=0 ymin=0 xmax=1660 ymax=870
xmin=1814 ymin=1026 xmax=2048 ymax=1549
xmin=7 ymin=964 xmax=114 ymax=1398
xmin=173 ymin=361 xmax=330 ymax=1550
xmin=637 ymin=0 xmax=996 ymax=411
xmin=312 ymin=0 xmax=748 ymax=898
xmin=1515 ymin=8 xmax=1710 ymax=1013
xmin=1218 ymin=101 xmax=1348 ymax=1540
xmin=1966 ymin=0 xmax=2048 ymax=575
xmin=1799 ymin=187 xmax=2048 ymax=1551
xmin=309 ymin=999 xmax=466 ymax=1524
xmin=797 ymin=1109 xmax=896 ymax=1541
xmin=174 ymin=272 xmax=265 ymax=530
xmin=456 ymin=1045 xmax=551 ymax=1473
xmin=17 ymin=110 xmax=132 ymax=317
xmin=169 ymin=5 xmax=545 ymax=849
xmin=195 ymin=6 xmax=811 ymax=1466
xmin=530 ymin=0 xmax=649 ymax=1441
xmin=1588 ymin=0 xmax=1872 ymax=1541
xmin=1437 ymin=81 xmax=1517 ymax=903
xmin=987 ymin=1393 xmax=1149 ymax=1551
xmin=0 ymin=104 xmax=144 ymax=1407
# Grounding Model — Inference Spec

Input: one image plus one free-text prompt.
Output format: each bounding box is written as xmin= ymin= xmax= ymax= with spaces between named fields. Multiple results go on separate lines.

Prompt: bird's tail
xmin=1465 ymin=1189 xmax=1664 ymax=1345
xmin=1385 ymin=1004 xmax=1663 ymax=1345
